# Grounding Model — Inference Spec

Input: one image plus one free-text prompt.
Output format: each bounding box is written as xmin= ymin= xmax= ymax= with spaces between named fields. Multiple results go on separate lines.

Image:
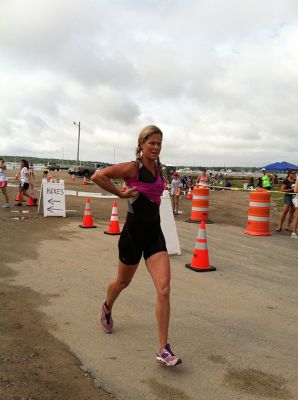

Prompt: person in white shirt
xmin=170 ymin=172 xmax=183 ymax=215
xmin=0 ymin=157 xmax=10 ymax=208
xmin=291 ymin=174 xmax=298 ymax=239
xmin=16 ymin=159 xmax=37 ymax=206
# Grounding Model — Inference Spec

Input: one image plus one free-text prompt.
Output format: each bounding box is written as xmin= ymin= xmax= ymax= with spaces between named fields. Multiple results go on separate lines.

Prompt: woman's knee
xmin=157 ymin=284 xmax=171 ymax=299
xmin=117 ymin=278 xmax=132 ymax=290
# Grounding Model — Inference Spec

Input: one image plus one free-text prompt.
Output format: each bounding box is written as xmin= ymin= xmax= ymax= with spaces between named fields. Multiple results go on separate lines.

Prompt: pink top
xmin=125 ymin=161 xmax=164 ymax=206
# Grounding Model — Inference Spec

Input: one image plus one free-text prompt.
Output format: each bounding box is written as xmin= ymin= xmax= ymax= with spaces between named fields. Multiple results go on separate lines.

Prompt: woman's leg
xmin=287 ymin=206 xmax=295 ymax=230
xmin=276 ymin=204 xmax=289 ymax=230
xmin=1 ymin=187 xmax=9 ymax=204
xmin=22 ymin=188 xmax=34 ymax=200
xmin=106 ymin=261 xmax=139 ymax=308
xmin=145 ymin=251 xmax=170 ymax=349
xmin=292 ymin=209 xmax=298 ymax=234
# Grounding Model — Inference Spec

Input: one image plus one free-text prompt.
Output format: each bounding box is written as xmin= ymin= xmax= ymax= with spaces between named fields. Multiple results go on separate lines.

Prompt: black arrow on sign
xmin=48 ymin=198 xmax=60 ymax=205
xmin=47 ymin=205 xmax=62 ymax=213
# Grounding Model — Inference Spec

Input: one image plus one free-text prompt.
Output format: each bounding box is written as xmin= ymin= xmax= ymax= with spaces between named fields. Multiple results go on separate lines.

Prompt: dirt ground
xmin=1 ymin=170 xmax=297 ymax=400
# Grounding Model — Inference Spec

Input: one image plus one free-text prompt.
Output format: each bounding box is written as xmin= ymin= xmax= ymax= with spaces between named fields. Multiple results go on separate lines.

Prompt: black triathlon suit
xmin=118 ymin=162 xmax=167 ymax=265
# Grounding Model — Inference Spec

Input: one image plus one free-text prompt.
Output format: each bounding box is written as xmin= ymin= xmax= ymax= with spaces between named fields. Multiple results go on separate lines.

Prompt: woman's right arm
xmin=91 ymin=162 xmax=138 ymax=198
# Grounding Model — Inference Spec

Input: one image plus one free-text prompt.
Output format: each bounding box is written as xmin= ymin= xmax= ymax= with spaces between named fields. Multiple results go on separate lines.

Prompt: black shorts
xmin=118 ymin=213 xmax=167 ymax=265
xmin=20 ymin=182 xmax=29 ymax=190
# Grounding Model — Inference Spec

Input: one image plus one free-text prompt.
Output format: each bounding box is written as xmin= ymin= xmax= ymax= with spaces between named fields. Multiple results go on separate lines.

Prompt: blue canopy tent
xmin=261 ymin=161 xmax=298 ymax=171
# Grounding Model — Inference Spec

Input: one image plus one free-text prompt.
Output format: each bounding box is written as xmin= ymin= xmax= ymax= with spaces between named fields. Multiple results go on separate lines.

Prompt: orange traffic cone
xmin=15 ymin=192 xmax=25 ymax=202
xmin=27 ymin=192 xmax=37 ymax=206
xmin=79 ymin=198 xmax=97 ymax=228
xmin=47 ymin=173 xmax=52 ymax=181
xmin=83 ymin=176 xmax=88 ymax=185
xmin=15 ymin=173 xmax=19 ymax=180
xmin=104 ymin=201 xmax=121 ymax=235
xmin=245 ymin=189 xmax=271 ymax=236
xmin=185 ymin=220 xmax=216 ymax=272
xmin=187 ymin=186 xmax=212 ymax=223
xmin=164 ymin=181 xmax=168 ymax=190
xmin=72 ymin=174 xmax=76 ymax=182
xmin=121 ymin=182 xmax=126 ymax=192
xmin=187 ymin=187 xmax=192 ymax=199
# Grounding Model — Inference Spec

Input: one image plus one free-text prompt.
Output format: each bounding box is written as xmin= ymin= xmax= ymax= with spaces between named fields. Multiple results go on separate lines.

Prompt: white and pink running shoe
xmin=156 ymin=344 xmax=182 ymax=367
xmin=100 ymin=300 xmax=113 ymax=334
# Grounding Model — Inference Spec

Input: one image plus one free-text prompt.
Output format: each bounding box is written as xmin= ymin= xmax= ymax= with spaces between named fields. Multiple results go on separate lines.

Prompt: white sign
xmin=160 ymin=190 xmax=181 ymax=255
xmin=42 ymin=179 xmax=66 ymax=217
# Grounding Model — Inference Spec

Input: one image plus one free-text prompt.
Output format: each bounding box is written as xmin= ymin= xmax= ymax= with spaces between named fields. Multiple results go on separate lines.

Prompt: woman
xmin=29 ymin=163 xmax=35 ymax=179
xmin=170 ymin=171 xmax=182 ymax=216
xmin=91 ymin=125 xmax=182 ymax=367
xmin=0 ymin=158 xmax=10 ymax=208
xmin=261 ymin=168 xmax=274 ymax=190
xmin=16 ymin=160 xmax=37 ymax=206
xmin=276 ymin=170 xmax=296 ymax=231
xmin=291 ymin=174 xmax=298 ymax=239
xmin=196 ymin=168 xmax=210 ymax=187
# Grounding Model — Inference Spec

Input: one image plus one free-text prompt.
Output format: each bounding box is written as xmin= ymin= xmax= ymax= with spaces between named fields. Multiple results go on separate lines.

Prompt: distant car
xmin=68 ymin=165 xmax=96 ymax=177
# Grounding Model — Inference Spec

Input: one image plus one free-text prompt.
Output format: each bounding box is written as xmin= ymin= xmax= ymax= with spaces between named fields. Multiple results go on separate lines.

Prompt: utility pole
xmin=73 ymin=121 xmax=81 ymax=166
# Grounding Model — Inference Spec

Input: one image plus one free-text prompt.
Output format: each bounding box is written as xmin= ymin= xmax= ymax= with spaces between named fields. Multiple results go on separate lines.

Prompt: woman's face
xmin=20 ymin=161 xmax=24 ymax=168
xmin=141 ymin=134 xmax=162 ymax=161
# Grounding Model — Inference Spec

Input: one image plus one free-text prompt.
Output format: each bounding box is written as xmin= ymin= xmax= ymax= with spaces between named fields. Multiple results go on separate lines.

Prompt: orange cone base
xmin=186 ymin=219 xmax=214 ymax=224
xmin=245 ymin=230 xmax=271 ymax=236
xmin=104 ymin=231 xmax=120 ymax=235
xmin=185 ymin=263 xmax=216 ymax=272
xmin=79 ymin=224 xmax=97 ymax=229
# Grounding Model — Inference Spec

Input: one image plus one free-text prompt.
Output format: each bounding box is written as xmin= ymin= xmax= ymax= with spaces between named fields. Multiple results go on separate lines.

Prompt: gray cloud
xmin=1 ymin=0 xmax=298 ymax=166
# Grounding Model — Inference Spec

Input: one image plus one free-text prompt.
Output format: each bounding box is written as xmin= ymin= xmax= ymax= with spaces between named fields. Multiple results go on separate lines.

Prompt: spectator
xmin=256 ymin=177 xmax=263 ymax=188
xmin=0 ymin=157 xmax=10 ymax=208
xmin=247 ymin=177 xmax=254 ymax=189
xmin=276 ymin=170 xmax=296 ymax=231
xmin=16 ymin=160 xmax=37 ymax=206
xmin=196 ymin=168 xmax=210 ymax=187
xmin=29 ymin=163 xmax=35 ymax=179
xmin=261 ymin=168 xmax=274 ymax=190
xmin=225 ymin=179 xmax=232 ymax=190
xmin=291 ymin=173 xmax=298 ymax=239
xmin=170 ymin=172 xmax=183 ymax=216
xmin=43 ymin=163 xmax=49 ymax=179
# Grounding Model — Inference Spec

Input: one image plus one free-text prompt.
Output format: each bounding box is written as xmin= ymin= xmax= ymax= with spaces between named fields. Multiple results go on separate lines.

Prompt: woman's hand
xmin=120 ymin=187 xmax=138 ymax=199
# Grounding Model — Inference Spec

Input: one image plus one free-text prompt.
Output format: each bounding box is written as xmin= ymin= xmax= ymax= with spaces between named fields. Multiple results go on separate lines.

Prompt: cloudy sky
xmin=1 ymin=0 xmax=298 ymax=167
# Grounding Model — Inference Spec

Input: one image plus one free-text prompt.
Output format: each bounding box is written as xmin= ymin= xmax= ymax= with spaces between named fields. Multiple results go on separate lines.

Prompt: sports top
xmin=262 ymin=174 xmax=271 ymax=188
xmin=124 ymin=160 xmax=164 ymax=225
xmin=0 ymin=167 xmax=7 ymax=182
xmin=20 ymin=167 xmax=30 ymax=183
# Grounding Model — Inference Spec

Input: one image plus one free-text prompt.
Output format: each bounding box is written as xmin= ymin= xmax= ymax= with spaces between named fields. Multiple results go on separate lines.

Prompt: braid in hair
xmin=135 ymin=144 xmax=142 ymax=160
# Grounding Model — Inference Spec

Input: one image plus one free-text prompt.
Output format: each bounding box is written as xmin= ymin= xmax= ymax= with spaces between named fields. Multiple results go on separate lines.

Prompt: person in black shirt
xmin=276 ymin=170 xmax=296 ymax=231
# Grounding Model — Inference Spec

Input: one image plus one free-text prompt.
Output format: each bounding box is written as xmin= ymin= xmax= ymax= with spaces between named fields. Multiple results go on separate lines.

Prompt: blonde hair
xmin=135 ymin=125 xmax=163 ymax=159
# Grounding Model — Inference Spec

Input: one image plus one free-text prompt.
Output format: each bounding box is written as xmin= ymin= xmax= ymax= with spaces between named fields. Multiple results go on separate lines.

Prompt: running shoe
xmin=1 ymin=204 xmax=10 ymax=208
xmin=100 ymin=300 xmax=113 ymax=334
xmin=291 ymin=232 xmax=298 ymax=240
xmin=156 ymin=344 xmax=182 ymax=367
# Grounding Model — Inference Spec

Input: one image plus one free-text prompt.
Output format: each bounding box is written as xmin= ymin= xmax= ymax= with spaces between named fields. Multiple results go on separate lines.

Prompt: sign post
xmin=160 ymin=190 xmax=181 ymax=255
xmin=42 ymin=179 xmax=66 ymax=217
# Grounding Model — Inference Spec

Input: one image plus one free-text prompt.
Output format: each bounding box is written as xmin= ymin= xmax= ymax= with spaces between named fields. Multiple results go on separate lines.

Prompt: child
xmin=0 ymin=158 xmax=10 ymax=208
xmin=170 ymin=172 xmax=182 ymax=215
xmin=16 ymin=159 xmax=37 ymax=206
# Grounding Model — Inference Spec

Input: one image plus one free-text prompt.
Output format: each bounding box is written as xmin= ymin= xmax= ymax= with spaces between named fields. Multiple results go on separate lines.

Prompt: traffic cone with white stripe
xmin=104 ymin=201 xmax=121 ymax=235
xmin=79 ymin=198 xmax=97 ymax=228
xmin=121 ymin=182 xmax=126 ymax=192
xmin=185 ymin=220 xmax=216 ymax=272
xmin=83 ymin=176 xmax=88 ymax=185
xmin=187 ymin=187 xmax=192 ymax=199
